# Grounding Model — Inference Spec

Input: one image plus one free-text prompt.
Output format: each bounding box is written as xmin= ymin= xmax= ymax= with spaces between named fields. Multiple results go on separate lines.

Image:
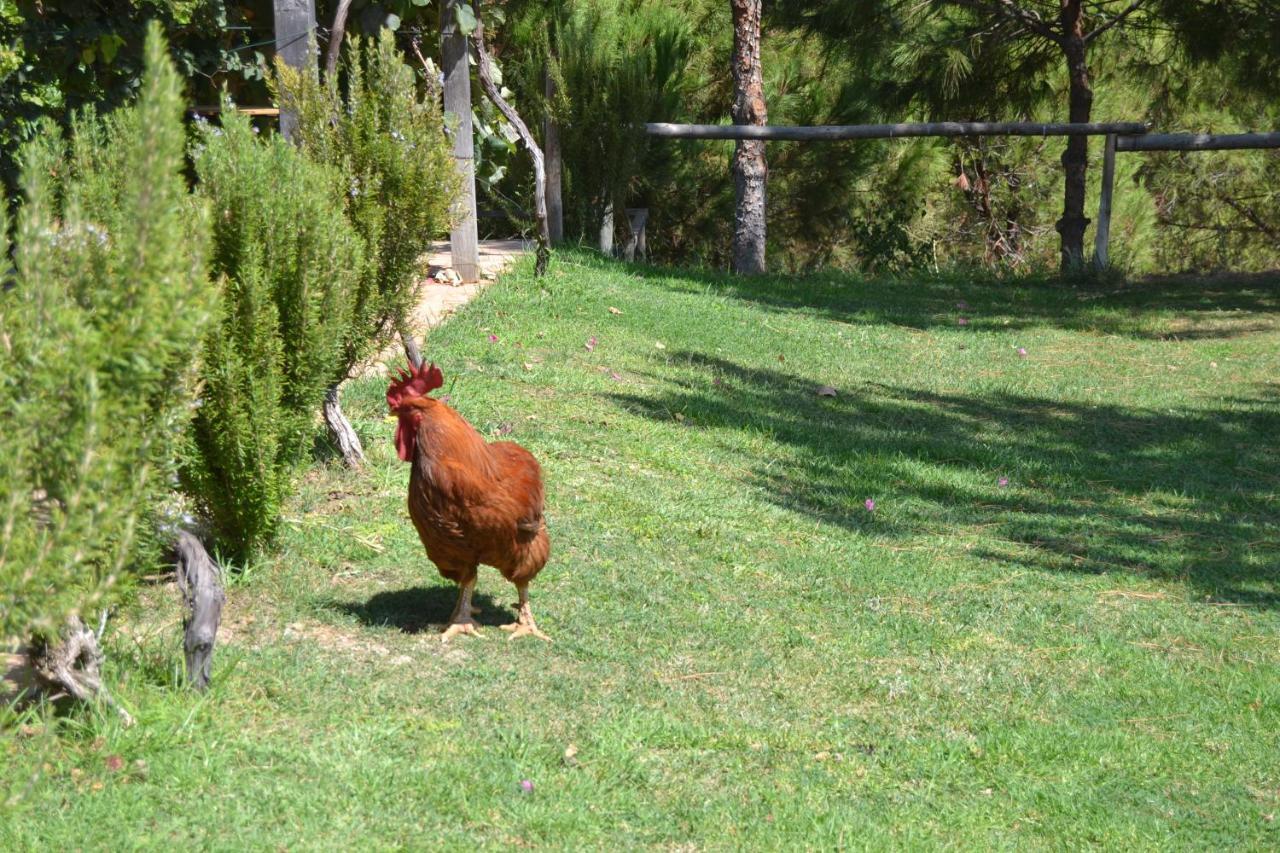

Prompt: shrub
xmin=184 ymin=107 xmax=362 ymax=560
xmin=274 ymin=30 xmax=456 ymax=377
xmin=0 ymin=25 xmax=214 ymax=639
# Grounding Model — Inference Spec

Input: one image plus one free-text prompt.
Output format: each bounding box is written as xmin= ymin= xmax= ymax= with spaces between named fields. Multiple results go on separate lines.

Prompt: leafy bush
xmin=185 ymin=108 xmax=362 ymax=561
xmin=0 ymin=25 xmax=214 ymax=639
xmin=0 ymin=1 xmax=268 ymax=199
xmin=274 ymin=30 xmax=456 ymax=377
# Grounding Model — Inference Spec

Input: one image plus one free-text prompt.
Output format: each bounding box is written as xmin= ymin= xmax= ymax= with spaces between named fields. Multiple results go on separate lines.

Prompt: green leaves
xmin=455 ymin=3 xmax=478 ymax=35
xmin=0 ymin=23 xmax=215 ymax=638
xmin=189 ymin=103 xmax=362 ymax=560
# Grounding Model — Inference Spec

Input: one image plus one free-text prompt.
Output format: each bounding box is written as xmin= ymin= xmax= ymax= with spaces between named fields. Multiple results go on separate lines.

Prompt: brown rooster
xmin=387 ymin=360 xmax=551 ymax=643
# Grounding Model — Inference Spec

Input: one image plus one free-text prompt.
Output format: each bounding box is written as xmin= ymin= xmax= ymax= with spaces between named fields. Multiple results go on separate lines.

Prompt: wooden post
xmin=1093 ymin=133 xmax=1117 ymax=269
xmin=623 ymin=208 xmax=648 ymax=261
xmin=544 ymin=65 xmax=564 ymax=245
xmin=441 ymin=0 xmax=480 ymax=282
xmin=272 ymin=0 xmax=316 ymax=140
xmin=599 ymin=198 xmax=614 ymax=256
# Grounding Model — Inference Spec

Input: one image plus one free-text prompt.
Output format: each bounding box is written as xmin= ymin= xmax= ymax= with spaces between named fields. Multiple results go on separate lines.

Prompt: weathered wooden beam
xmin=647 ymin=121 xmax=1148 ymax=141
xmin=272 ymin=0 xmax=316 ymax=140
xmin=190 ymin=106 xmax=282 ymax=117
xmin=1116 ymin=131 xmax=1280 ymax=152
xmin=1093 ymin=133 xmax=1117 ymax=270
xmin=441 ymin=0 xmax=480 ymax=282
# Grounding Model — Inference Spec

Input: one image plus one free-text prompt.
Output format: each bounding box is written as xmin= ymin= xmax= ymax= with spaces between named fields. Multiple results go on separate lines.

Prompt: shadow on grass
xmin=624 ymin=262 xmax=1280 ymax=340
xmin=326 ymin=586 xmax=512 ymax=633
xmin=608 ymin=352 xmax=1280 ymax=607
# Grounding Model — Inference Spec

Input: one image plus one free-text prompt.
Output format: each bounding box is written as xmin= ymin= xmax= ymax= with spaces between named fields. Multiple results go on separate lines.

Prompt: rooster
xmin=387 ymin=360 xmax=551 ymax=643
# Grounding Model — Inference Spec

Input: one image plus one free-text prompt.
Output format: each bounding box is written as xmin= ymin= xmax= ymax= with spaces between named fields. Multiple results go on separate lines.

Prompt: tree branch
xmin=1217 ymin=193 xmax=1280 ymax=241
xmin=472 ymin=8 xmax=551 ymax=276
xmin=325 ymin=0 xmax=353 ymax=80
xmin=1083 ymin=0 xmax=1148 ymax=43
xmin=946 ymin=0 xmax=1060 ymax=41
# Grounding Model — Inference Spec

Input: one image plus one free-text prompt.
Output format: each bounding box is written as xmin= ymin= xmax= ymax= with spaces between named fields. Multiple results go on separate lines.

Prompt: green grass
xmin=5 ymin=253 xmax=1279 ymax=848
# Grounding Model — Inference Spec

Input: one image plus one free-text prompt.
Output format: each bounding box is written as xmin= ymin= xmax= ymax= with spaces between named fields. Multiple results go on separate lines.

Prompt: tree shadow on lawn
xmin=325 ymin=585 xmax=512 ymax=633
xmin=608 ymin=352 xmax=1280 ymax=607
xmin=625 ymin=262 xmax=1280 ymax=340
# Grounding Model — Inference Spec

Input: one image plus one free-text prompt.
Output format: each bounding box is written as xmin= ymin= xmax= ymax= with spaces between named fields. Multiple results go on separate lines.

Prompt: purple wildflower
xmin=488 ymin=334 xmax=499 ymax=343
xmin=520 ymin=779 xmax=534 ymax=794
xmin=998 ymin=477 xmax=1009 ymax=487
xmin=865 ymin=498 xmax=876 ymax=513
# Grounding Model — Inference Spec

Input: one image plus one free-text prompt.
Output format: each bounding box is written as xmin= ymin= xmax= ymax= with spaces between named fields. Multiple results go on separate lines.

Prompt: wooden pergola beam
xmin=646 ymin=121 xmax=1149 ymax=141
xmin=1116 ymin=132 xmax=1280 ymax=152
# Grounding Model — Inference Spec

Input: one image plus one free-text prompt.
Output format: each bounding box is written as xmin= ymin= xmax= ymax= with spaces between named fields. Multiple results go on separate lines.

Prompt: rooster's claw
xmin=500 ymin=622 xmax=552 ymax=642
xmin=440 ymin=621 xmax=484 ymax=643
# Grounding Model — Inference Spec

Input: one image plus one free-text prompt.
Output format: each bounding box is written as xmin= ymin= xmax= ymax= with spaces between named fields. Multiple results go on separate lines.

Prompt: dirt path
xmin=358 ymin=238 xmax=529 ymax=377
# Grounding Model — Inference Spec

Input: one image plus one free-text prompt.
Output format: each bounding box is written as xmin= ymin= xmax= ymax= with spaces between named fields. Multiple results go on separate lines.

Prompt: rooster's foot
xmin=500 ymin=621 xmax=552 ymax=642
xmin=440 ymin=620 xmax=484 ymax=643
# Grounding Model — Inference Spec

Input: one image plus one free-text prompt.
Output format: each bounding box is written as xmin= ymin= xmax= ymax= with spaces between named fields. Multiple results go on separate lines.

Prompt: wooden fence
xmin=647 ymin=122 xmax=1280 ymax=270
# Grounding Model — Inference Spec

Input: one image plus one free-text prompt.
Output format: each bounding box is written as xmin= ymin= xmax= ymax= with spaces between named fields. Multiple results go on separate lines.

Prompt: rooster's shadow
xmin=326 ymin=586 xmax=512 ymax=634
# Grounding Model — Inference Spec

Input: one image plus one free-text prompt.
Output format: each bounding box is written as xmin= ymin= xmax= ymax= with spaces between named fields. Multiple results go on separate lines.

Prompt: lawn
xmin=4 ymin=253 xmax=1279 ymax=848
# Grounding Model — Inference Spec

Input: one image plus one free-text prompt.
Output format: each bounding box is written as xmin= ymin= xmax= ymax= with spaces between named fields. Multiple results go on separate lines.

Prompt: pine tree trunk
xmin=544 ymin=64 xmax=564 ymax=245
xmin=730 ymin=0 xmax=768 ymax=275
xmin=323 ymin=383 xmax=364 ymax=468
xmin=1056 ymin=0 xmax=1092 ymax=271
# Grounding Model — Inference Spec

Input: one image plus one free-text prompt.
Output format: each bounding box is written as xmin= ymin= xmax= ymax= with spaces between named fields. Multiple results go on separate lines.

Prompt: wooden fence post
xmin=272 ymin=0 xmax=316 ymax=141
xmin=441 ymin=0 xmax=480 ymax=282
xmin=1093 ymin=133 xmax=1117 ymax=270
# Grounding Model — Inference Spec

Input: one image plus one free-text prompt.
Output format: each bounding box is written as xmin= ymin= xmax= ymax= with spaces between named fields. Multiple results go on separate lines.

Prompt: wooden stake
xmin=441 ymin=0 xmax=480 ymax=282
xmin=272 ymin=0 xmax=316 ymax=140
xmin=1093 ymin=133 xmax=1117 ymax=270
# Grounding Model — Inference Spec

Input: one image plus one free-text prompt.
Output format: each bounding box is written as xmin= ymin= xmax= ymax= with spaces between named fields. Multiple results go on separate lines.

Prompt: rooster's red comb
xmin=387 ymin=359 xmax=444 ymax=410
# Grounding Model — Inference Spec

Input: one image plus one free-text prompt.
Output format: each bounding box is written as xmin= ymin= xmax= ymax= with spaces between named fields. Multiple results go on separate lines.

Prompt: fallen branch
xmin=471 ymin=11 xmax=551 ymax=276
xmin=8 ymin=617 xmax=135 ymax=726
xmin=323 ymin=382 xmax=365 ymax=468
xmin=174 ymin=530 xmax=225 ymax=692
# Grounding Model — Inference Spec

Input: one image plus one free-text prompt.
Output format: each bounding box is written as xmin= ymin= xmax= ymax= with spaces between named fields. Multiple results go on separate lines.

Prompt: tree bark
xmin=400 ymin=322 xmax=424 ymax=369
xmin=174 ymin=530 xmax=224 ymax=692
xmin=1055 ymin=0 xmax=1092 ymax=271
xmin=472 ymin=14 xmax=551 ymax=276
xmin=323 ymin=382 xmax=364 ymax=467
xmin=730 ymin=0 xmax=767 ymax=275
xmin=325 ymin=0 xmax=353 ymax=81
xmin=543 ymin=63 xmax=564 ymax=245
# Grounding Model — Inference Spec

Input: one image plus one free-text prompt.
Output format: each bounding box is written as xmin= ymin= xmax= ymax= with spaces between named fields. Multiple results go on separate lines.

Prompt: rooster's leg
xmin=440 ymin=577 xmax=483 ymax=643
xmin=500 ymin=582 xmax=551 ymax=642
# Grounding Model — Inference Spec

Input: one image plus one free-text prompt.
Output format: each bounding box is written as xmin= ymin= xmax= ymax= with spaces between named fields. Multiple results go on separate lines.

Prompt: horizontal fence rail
xmin=645 ymin=121 xmax=1150 ymax=141
xmin=1116 ymin=131 xmax=1280 ymax=152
